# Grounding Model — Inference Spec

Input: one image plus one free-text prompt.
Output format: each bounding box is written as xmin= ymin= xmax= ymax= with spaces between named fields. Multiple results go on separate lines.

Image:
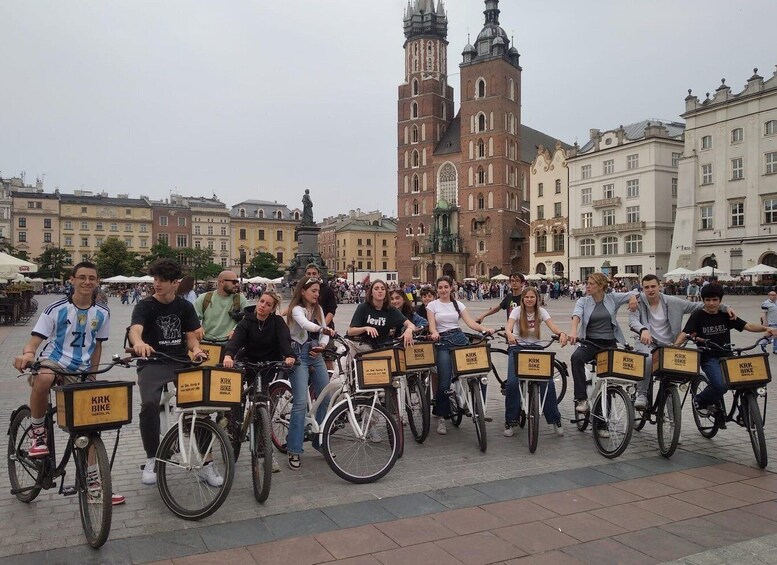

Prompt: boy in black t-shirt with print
xmin=476 ymin=273 xmax=525 ymax=324
xmin=675 ymin=284 xmax=777 ymax=413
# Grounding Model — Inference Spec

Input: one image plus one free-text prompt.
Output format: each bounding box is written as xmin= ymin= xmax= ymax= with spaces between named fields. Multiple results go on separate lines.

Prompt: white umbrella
xmin=0 ymin=252 xmax=37 ymax=274
xmin=247 ymin=276 xmax=271 ymax=284
xmin=490 ymin=274 xmax=510 ymax=281
xmin=664 ymin=267 xmax=694 ymax=278
xmin=103 ymin=275 xmax=134 ymax=283
xmin=613 ymin=272 xmax=639 ymax=278
xmin=136 ymin=275 xmax=153 ymax=282
xmin=690 ymin=266 xmax=728 ymax=277
xmin=741 ymin=264 xmax=777 ymax=276
xmin=525 ymin=273 xmax=545 ymax=281
xmin=270 ymin=277 xmax=283 ymax=284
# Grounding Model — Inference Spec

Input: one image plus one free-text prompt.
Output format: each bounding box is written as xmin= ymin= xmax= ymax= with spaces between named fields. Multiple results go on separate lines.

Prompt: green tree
xmin=180 ymin=248 xmax=220 ymax=280
xmin=145 ymin=241 xmax=177 ymax=264
xmin=94 ymin=237 xmax=134 ymax=278
xmin=194 ymin=262 xmax=222 ymax=281
xmin=34 ymin=247 xmax=73 ymax=280
xmin=246 ymin=252 xmax=283 ymax=278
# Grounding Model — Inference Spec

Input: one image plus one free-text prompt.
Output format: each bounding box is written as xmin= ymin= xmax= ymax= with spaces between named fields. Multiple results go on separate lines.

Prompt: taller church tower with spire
xmin=397 ymin=0 xmax=532 ymax=283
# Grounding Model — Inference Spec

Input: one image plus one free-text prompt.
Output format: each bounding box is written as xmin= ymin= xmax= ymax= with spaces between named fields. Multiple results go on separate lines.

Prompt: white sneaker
xmin=634 ymin=393 xmax=648 ymax=411
xmin=503 ymin=423 xmax=515 ymax=437
xmin=597 ymin=428 xmax=611 ymax=439
xmin=272 ymin=454 xmax=280 ymax=473
xmin=141 ymin=457 xmax=157 ymax=485
xmin=554 ymin=421 xmax=564 ymax=437
xmin=436 ymin=418 xmax=447 ymax=435
xmin=197 ymin=463 xmax=224 ymax=487
xmin=368 ymin=426 xmax=382 ymax=443
xmin=575 ymin=399 xmax=590 ymax=413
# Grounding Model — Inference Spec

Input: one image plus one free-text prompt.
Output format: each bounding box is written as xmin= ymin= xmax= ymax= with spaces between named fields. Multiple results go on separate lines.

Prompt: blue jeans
xmin=696 ymin=356 xmax=727 ymax=408
xmin=762 ymin=324 xmax=777 ymax=353
xmin=505 ymin=344 xmax=561 ymax=425
xmin=434 ymin=330 xmax=470 ymax=418
xmin=287 ymin=341 xmax=330 ymax=455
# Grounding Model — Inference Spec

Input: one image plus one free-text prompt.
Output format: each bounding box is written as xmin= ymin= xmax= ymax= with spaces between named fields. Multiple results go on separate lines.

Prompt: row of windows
xmin=580 ymin=154 xmax=640 ymax=180
xmin=536 ymin=202 xmax=563 ymax=220
xmin=700 ymin=153 xmax=777 ymax=184
xmin=339 ymin=260 xmax=387 ymax=271
xmin=579 ymin=179 xmax=645 ymax=204
xmin=698 ymin=199 xmax=777 ymax=229
xmin=17 ymin=232 xmax=53 ymax=243
xmin=536 ymin=180 xmax=562 ymax=197
xmin=578 ymin=235 xmax=644 ymax=256
xmin=193 ymin=225 xmax=228 ymax=236
xmin=58 ymin=220 xmax=149 ymax=233
xmin=191 ymin=239 xmax=229 ymax=252
xmin=238 ymin=229 xmax=285 ymax=241
xmin=236 ymin=208 xmax=299 ymax=220
xmin=536 ymin=233 xmax=566 ymax=253
xmin=580 ymin=206 xmax=641 ymax=227
xmin=700 ymin=121 xmax=777 ymax=150
xmin=59 ymin=235 xmax=149 ymax=248
xmin=158 ymin=216 xmax=187 ymax=227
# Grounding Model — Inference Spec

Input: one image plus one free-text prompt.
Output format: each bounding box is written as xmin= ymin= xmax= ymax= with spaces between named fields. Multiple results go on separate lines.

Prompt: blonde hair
xmin=587 ymin=272 xmax=609 ymax=291
xmin=260 ymin=290 xmax=282 ymax=314
xmin=518 ymin=287 xmax=542 ymax=339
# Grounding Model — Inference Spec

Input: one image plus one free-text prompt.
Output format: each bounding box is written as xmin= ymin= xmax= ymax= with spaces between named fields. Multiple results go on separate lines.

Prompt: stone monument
xmin=288 ymin=189 xmax=326 ymax=281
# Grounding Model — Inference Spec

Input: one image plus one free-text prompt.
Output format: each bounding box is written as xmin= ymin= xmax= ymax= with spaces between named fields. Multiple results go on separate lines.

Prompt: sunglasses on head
xmin=304 ymin=278 xmax=321 ymax=286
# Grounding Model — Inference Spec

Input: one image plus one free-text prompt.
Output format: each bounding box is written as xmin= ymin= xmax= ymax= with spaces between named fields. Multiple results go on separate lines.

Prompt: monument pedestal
xmin=288 ymin=225 xmax=326 ymax=281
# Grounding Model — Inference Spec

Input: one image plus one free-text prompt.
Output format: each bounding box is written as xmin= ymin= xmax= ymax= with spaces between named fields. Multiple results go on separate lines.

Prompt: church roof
xmin=520 ymin=124 xmax=572 ymax=164
xmin=433 ymin=114 xmax=461 ymax=155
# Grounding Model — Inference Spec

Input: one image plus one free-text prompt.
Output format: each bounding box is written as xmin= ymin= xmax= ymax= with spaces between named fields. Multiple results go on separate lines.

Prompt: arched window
xmin=412 ymin=241 xmax=420 ymax=256
xmin=478 ymin=261 xmax=486 ymax=276
xmin=411 ymin=101 xmax=418 ymax=119
xmin=625 ymin=234 xmax=643 ymax=254
xmin=276 ymin=210 xmax=283 ymax=219
xmin=477 ymin=78 xmax=486 ymax=98
xmin=411 ymin=125 xmax=418 ymax=143
xmin=427 ymin=41 xmax=434 ymax=70
xmin=437 ymin=162 xmax=458 ymax=205
xmin=441 ymin=101 xmax=447 ymax=121
xmin=412 ymin=264 xmax=420 ymax=278
xmin=477 ymin=193 xmax=485 ymax=210
xmin=258 ymin=209 xmax=265 ymax=218
xmin=412 ymin=78 xmax=419 ymax=96
xmin=536 ymin=263 xmax=547 ymax=275
xmin=478 ymin=241 xmax=485 ymax=252
xmin=412 ymin=174 xmax=420 ymax=192
xmin=412 ymin=150 xmax=420 ymax=167
xmin=418 ymin=223 xmax=425 ymax=235
xmin=406 ymin=224 xmax=413 ymax=235
xmin=478 ymin=113 xmax=487 ymax=132
xmin=509 ymin=79 xmax=515 ymax=101
xmin=580 ymin=238 xmax=595 ymax=256
xmin=602 ymin=236 xmax=618 ymax=255
xmin=412 ymin=200 xmax=419 ymax=215
xmin=477 ymin=166 xmax=485 ymax=186
xmin=477 ymin=138 xmax=485 ymax=159
xmin=239 ymin=208 xmax=246 ymax=217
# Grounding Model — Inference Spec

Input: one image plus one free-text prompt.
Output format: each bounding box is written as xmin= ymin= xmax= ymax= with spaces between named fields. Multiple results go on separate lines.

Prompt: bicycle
xmin=507 ymin=336 xmax=562 ymax=453
xmin=7 ymin=356 xmax=135 ymax=548
xmin=571 ymin=339 xmax=645 ymax=458
xmin=400 ymin=338 xmax=436 ymax=443
xmin=632 ymin=337 xmax=700 ymax=458
xmin=689 ymin=337 xmax=771 ymax=468
xmin=130 ymin=349 xmax=237 ymax=520
xmin=223 ymin=359 xmax=295 ymax=503
xmin=268 ymin=335 xmax=401 ymax=483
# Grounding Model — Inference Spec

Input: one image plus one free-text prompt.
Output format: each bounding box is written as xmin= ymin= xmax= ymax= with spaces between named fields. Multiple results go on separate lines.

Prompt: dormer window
xmin=239 ymin=208 xmax=246 ymax=218
xmin=276 ymin=210 xmax=283 ymax=219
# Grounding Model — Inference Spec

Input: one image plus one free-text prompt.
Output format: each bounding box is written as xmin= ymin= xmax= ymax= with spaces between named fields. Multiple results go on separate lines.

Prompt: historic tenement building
xmin=396 ymin=0 xmax=560 ymax=282
xmin=669 ymin=67 xmax=777 ymax=275
xmin=568 ymin=120 xmax=684 ymax=282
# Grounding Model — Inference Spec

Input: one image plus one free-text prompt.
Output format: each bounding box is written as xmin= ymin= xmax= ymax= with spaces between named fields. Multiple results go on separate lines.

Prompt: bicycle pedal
xmin=484 ymin=416 xmax=493 ymax=422
xmin=62 ymin=486 xmax=77 ymax=496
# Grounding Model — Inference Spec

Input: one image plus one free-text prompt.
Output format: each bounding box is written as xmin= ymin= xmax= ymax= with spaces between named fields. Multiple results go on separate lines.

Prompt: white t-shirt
xmin=508 ymin=306 xmax=551 ymax=344
xmin=427 ymin=299 xmax=466 ymax=333
xmin=647 ymin=302 xmax=674 ymax=345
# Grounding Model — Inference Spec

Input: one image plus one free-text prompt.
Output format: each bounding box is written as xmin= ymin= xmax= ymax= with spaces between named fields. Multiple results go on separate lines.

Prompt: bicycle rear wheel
xmin=469 ymin=379 xmax=487 ymax=453
xmin=406 ymin=375 xmax=430 ymax=443
xmin=552 ymin=360 xmax=568 ymax=404
xmin=592 ymin=386 xmax=634 ymax=459
xmin=527 ymin=382 xmax=539 ymax=453
xmin=743 ymin=391 xmax=768 ymax=469
xmin=384 ymin=387 xmax=405 ymax=458
xmin=268 ymin=382 xmax=292 ymax=453
xmin=251 ymin=403 xmax=273 ymax=503
xmin=449 ymin=384 xmax=464 ymax=427
xmin=76 ymin=434 xmax=112 ymax=548
xmin=691 ymin=375 xmax=719 ymax=439
xmin=157 ymin=417 xmax=235 ymax=520
xmin=7 ymin=406 xmax=43 ymax=503
xmin=657 ymin=385 xmax=681 ymax=458
xmin=322 ymin=398 xmax=399 ymax=483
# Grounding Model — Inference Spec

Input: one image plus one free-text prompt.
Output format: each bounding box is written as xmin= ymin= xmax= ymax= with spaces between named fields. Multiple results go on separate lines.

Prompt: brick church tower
xmin=397 ymin=0 xmax=529 ymax=283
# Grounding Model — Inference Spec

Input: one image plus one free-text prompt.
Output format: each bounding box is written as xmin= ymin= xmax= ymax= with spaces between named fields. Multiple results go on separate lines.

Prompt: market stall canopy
xmin=663 ymin=267 xmax=694 ymax=278
xmin=741 ymin=264 xmax=777 ymax=276
xmin=690 ymin=266 xmax=729 ymax=278
xmin=103 ymin=275 xmax=136 ymax=283
xmin=490 ymin=274 xmax=510 ymax=281
xmin=525 ymin=273 xmax=545 ymax=281
xmin=270 ymin=277 xmax=283 ymax=284
xmin=246 ymin=276 xmax=271 ymax=284
xmin=0 ymin=252 xmax=37 ymax=276
xmin=613 ymin=272 xmax=639 ymax=278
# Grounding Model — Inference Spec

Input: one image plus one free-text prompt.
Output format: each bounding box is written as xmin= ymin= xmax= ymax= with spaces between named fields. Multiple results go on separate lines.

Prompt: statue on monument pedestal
xmin=301 ymin=189 xmax=314 ymax=226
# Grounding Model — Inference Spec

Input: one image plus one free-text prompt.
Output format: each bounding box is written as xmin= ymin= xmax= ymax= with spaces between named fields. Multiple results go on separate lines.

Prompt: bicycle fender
xmin=8 ymin=405 xmax=31 ymax=433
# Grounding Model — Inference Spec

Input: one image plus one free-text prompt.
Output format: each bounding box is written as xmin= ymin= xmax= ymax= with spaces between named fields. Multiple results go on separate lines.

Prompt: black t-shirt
xmin=416 ymin=303 xmax=428 ymax=320
xmin=350 ymin=302 xmax=407 ymax=346
xmin=131 ymin=296 xmax=200 ymax=358
xmin=682 ymin=309 xmax=747 ymax=357
xmin=499 ymin=293 xmax=520 ymax=318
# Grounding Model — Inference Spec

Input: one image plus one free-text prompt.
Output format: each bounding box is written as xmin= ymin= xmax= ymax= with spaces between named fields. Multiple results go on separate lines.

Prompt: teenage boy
xmin=129 ymin=259 xmax=208 ymax=486
xmin=476 ymin=272 xmax=526 ymax=324
xmin=675 ymin=284 xmax=777 ymax=417
xmin=416 ymin=286 xmax=437 ymax=320
xmin=629 ymin=274 xmax=733 ymax=410
xmin=14 ymin=262 xmax=125 ymax=504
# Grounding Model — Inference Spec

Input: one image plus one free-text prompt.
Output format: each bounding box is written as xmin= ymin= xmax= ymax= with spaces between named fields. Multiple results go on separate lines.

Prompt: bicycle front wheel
xmin=552 ymin=360 xmax=568 ymax=404
xmin=592 ymin=386 xmax=634 ymax=459
xmin=322 ymin=398 xmax=400 ymax=484
xmin=743 ymin=391 xmax=768 ymax=469
xmin=657 ymin=385 xmax=681 ymax=458
xmin=691 ymin=375 xmax=719 ymax=439
xmin=157 ymin=417 xmax=235 ymax=520
xmin=469 ymin=379 xmax=487 ymax=453
xmin=251 ymin=403 xmax=273 ymax=503
xmin=268 ymin=382 xmax=292 ymax=453
xmin=76 ymin=434 xmax=112 ymax=548
xmin=7 ymin=406 xmax=43 ymax=503
xmin=527 ymin=382 xmax=539 ymax=454
xmin=406 ymin=375 xmax=430 ymax=443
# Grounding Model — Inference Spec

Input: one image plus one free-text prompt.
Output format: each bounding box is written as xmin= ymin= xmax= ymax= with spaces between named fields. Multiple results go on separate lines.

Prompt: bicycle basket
xmin=651 ymin=347 xmax=699 ymax=381
xmin=191 ymin=341 xmax=226 ymax=367
xmin=595 ymin=349 xmax=646 ymax=381
xmin=175 ymin=366 xmax=243 ymax=408
xmin=720 ymin=354 xmax=772 ymax=389
xmin=54 ymin=380 xmax=135 ymax=433
xmin=451 ymin=344 xmax=491 ymax=376
xmin=358 ymin=346 xmax=407 ymax=376
xmin=514 ymin=350 xmax=556 ymax=380
xmin=354 ymin=356 xmax=393 ymax=390
xmin=403 ymin=342 xmax=437 ymax=369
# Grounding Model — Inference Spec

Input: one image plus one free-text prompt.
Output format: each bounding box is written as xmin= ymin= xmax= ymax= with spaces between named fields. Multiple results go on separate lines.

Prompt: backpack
xmin=202 ymin=291 xmax=241 ymax=315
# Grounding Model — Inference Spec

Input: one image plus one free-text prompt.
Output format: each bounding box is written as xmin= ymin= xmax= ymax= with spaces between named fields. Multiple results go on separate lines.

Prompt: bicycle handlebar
xmin=689 ymin=336 xmax=763 ymax=356
xmin=22 ymin=354 xmax=133 ymax=379
xmin=122 ymin=348 xmax=206 ymax=366
xmin=576 ymin=338 xmax=633 ymax=352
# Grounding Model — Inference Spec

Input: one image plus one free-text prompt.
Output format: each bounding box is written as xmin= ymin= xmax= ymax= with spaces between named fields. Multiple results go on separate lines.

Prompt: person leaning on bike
xmin=13 ymin=261 xmax=125 ymax=505
xmin=674 ymin=283 xmax=777 ymax=418
xmin=569 ymin=272 xmax=637 ymax=414
xmin=629 ymin=274 xmax=734 ymax=411
xmin=194 ymin=270 xmax=248 ymax=341
xmin=128 ymin=259 xmax=208 ymax=487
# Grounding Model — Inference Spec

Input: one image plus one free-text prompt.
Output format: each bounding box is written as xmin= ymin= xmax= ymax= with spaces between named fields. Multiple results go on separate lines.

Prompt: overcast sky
xmin=1 ymin=0 xmax=775 ymax=219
